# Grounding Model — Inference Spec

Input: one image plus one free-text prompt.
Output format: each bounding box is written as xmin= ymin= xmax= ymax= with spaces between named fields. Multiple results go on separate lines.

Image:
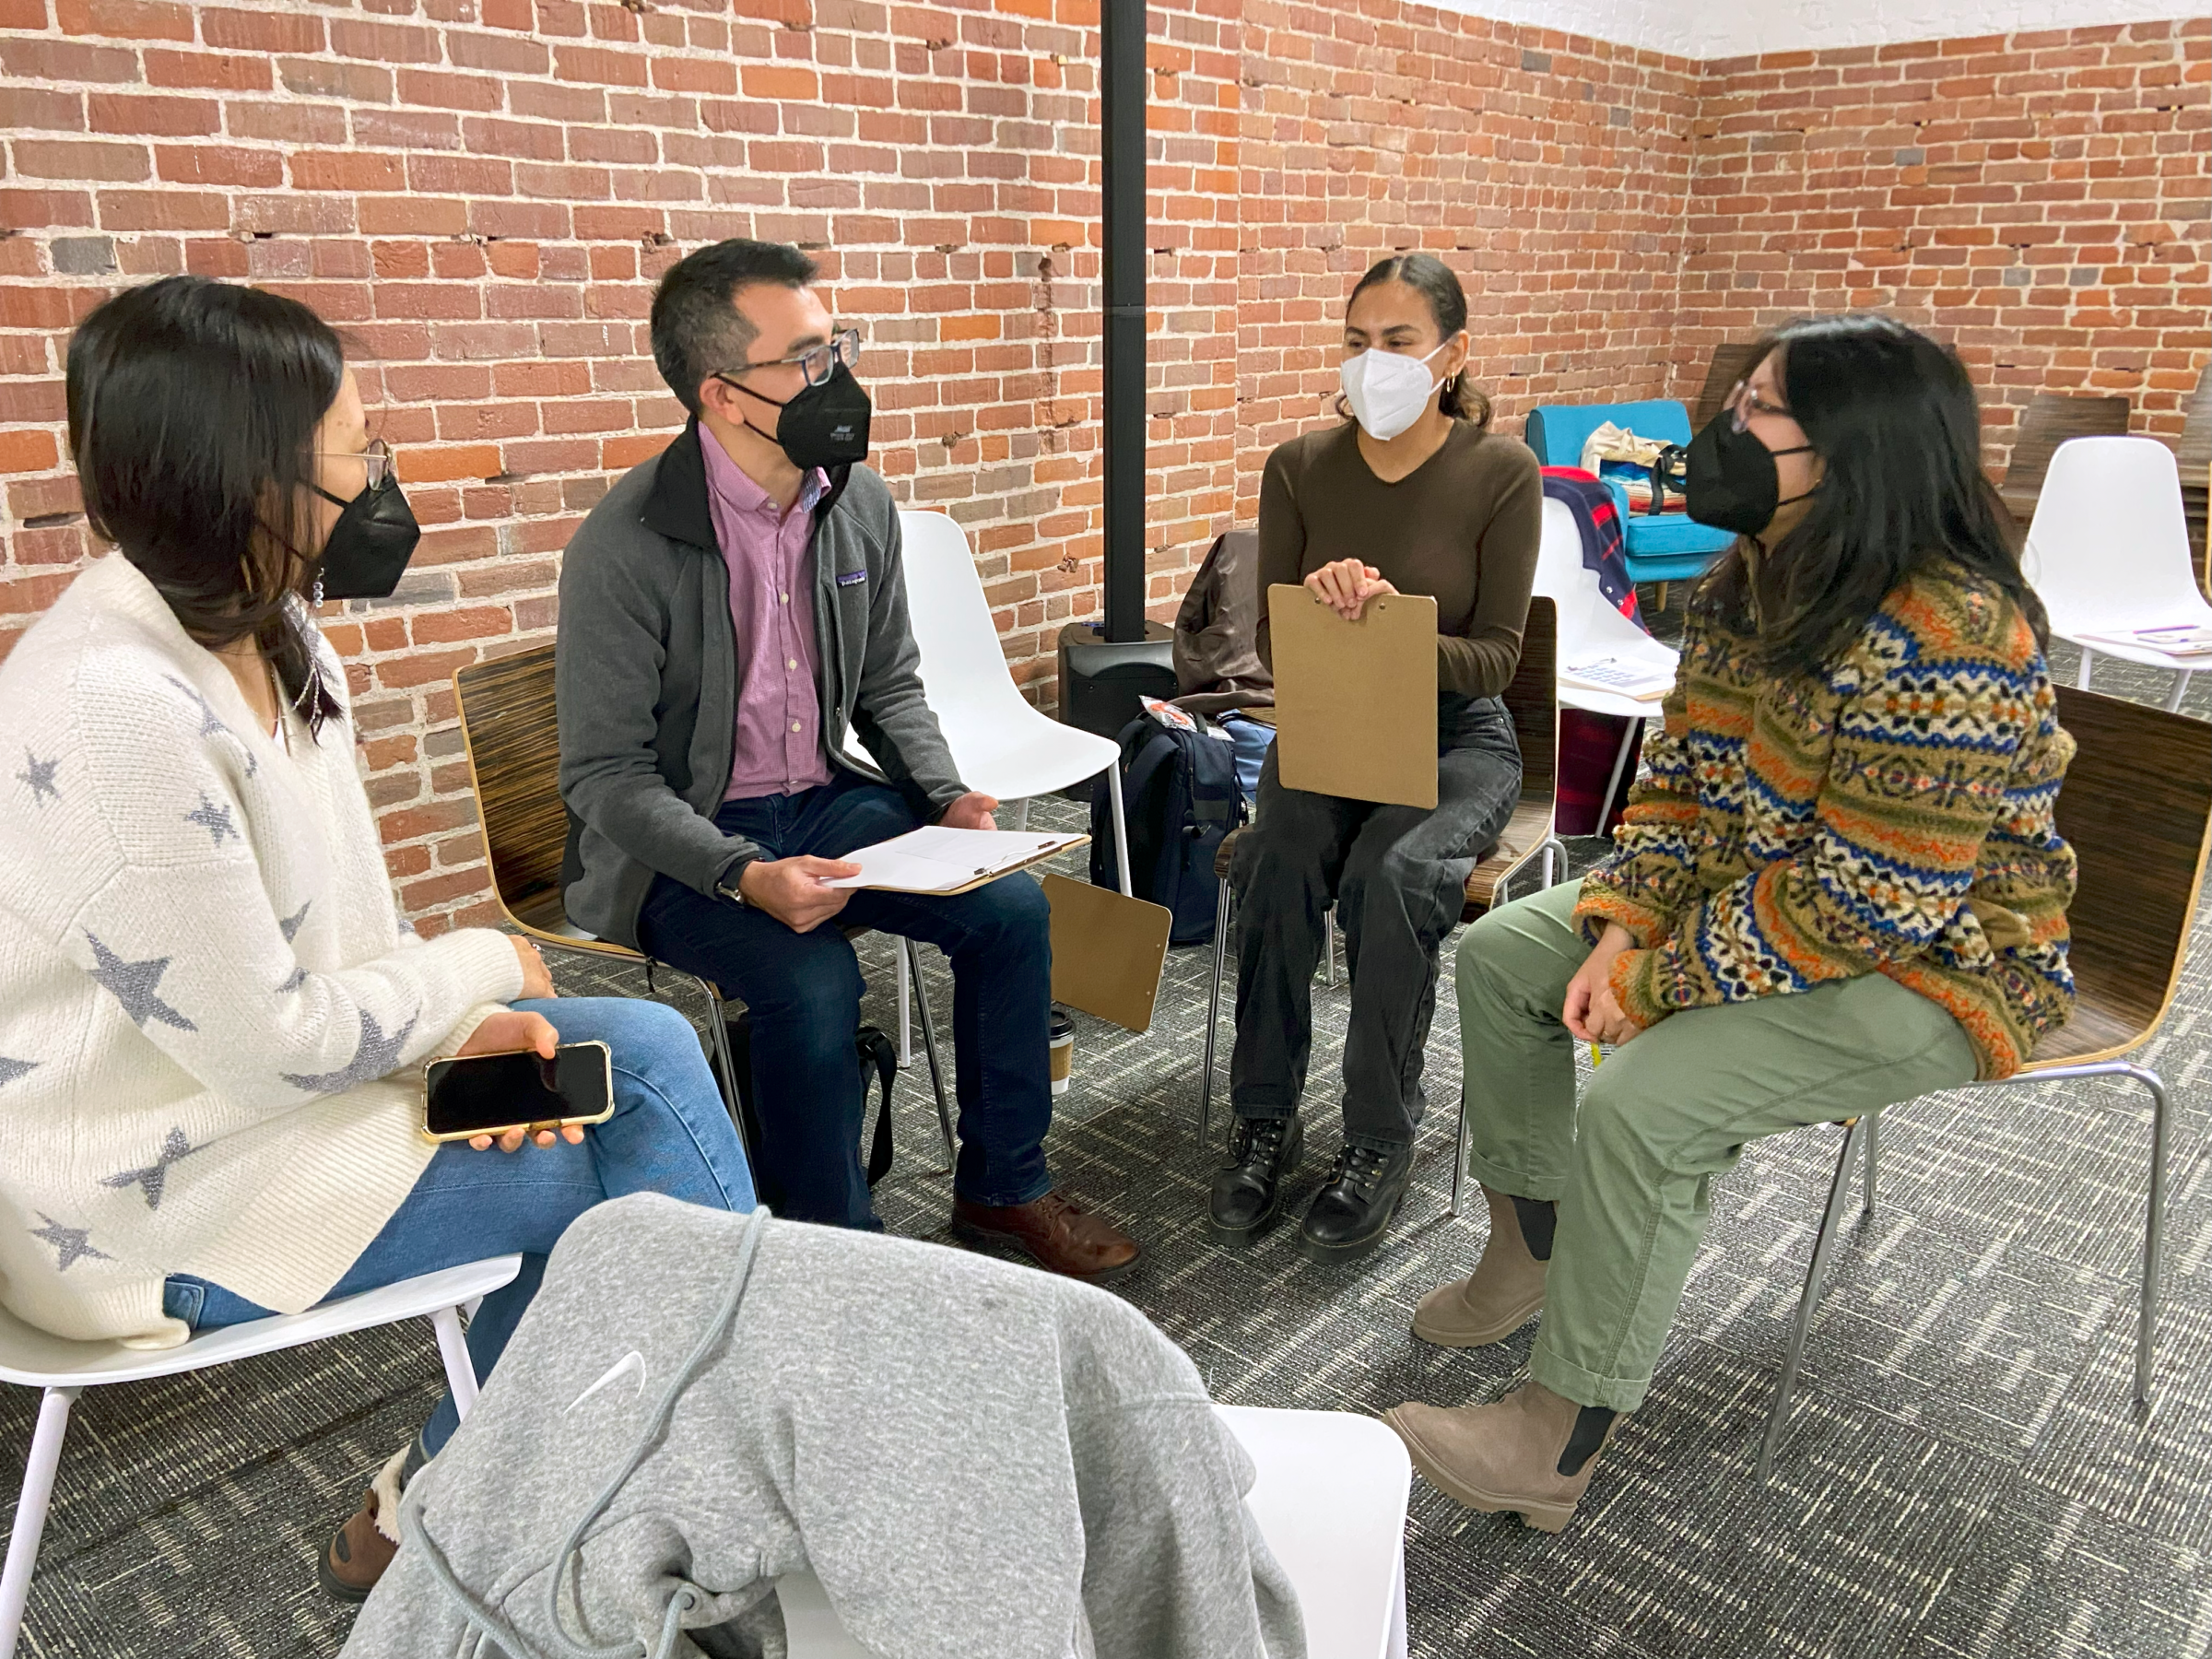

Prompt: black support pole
xmin=1100 ymin=0 xmax=1146 ymax=643
xmin=1053 ymin=0 xmax=1175 ymax=739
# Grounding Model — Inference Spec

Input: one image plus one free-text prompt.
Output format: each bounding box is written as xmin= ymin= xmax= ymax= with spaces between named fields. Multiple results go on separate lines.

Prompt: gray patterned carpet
xmin=5 ymin=637 xmax=2209 ymax=1658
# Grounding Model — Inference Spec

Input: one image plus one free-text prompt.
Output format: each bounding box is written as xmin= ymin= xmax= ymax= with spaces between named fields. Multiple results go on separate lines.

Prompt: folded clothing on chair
xmin=347 ymin=1194 xmax=1307 ymax=1659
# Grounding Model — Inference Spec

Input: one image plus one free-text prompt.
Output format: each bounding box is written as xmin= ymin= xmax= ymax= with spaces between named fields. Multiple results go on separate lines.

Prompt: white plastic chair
xmin=0 ymin=1254 xmax=523 ymax=1659
xmin=2022 ymin=435 xmax=2212 ymax=713
xmin=778 ymin=1404 xmax=1410 ymax=1659
xmin=849 ymin=510 xmax=1133 ymax=1065
xmin=1531 ymin=497 xmax=1680 ymax=813
xmin=845 ymin=511 xmax=1131 ymax=891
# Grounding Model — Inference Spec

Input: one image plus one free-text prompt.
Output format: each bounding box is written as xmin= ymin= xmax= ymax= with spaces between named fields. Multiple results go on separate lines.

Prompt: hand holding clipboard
xmin=1267 ymin=582 xmax=1440 ymax=809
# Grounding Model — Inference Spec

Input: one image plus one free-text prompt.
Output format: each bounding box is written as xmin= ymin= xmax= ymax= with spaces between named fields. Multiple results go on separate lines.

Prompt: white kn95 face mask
xmin=1338 ymin=342 xmax=1449 ymax=441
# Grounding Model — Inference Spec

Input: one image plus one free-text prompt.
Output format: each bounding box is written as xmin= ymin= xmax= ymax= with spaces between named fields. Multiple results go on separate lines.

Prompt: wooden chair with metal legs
xmin=452 ymin=645 xmax=956 ymax=1171
xmin=1756 ymin=685 xmax=2212 ymax=1480
xmin=1198 ymin=599 xmax=1566 ymax=1148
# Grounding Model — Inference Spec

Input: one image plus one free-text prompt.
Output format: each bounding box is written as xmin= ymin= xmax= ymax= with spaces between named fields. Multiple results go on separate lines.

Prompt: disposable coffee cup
xmin=1048 ymin=1007 xmax=1075 ymax=1095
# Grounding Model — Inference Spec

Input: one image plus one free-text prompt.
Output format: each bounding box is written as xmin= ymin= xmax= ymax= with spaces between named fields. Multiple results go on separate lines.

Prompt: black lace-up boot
xmin=1298 ymin=1140 xmax=1415 ymax=1262
xmin=1207 ymin=1113 xmax=1304 ymax=1243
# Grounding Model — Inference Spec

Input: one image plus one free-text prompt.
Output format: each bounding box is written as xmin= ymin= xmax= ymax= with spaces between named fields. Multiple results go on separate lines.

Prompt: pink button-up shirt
xmin=701 ymin=427 xmax=834 ymax=802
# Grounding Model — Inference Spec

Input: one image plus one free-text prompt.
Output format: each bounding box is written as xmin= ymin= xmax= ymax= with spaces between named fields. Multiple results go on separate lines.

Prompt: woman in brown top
xmin=1213 ymin=253 xmax=1542 ymax=1261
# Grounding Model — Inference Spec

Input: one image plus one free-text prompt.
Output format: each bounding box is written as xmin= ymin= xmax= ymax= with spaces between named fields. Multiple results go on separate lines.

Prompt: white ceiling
xmin=1418 ymin=0 xmax=2193 ymax=61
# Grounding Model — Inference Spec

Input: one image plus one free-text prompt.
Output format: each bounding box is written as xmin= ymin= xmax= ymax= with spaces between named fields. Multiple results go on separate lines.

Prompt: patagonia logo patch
xmin=836 ymin=570 xmax=868 ymax=587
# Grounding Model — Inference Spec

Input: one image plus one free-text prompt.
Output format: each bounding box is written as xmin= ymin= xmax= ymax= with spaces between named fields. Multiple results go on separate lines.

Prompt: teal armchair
xmin=1524 ymin=399 xmax=1736 ymax=588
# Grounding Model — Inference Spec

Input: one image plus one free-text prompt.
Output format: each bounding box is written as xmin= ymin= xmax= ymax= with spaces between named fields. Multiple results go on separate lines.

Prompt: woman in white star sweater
xmin=0 ymin=276 xmax=756 ymax=1600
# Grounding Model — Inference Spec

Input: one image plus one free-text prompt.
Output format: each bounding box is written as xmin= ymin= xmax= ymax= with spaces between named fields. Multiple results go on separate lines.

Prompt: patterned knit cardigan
xmin=1575 ymin=560 xmax=2077 ymax=1080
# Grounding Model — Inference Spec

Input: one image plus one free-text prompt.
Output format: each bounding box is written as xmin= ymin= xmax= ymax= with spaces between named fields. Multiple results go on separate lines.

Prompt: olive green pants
xmin=1456 ymin=880 xmax=1978 ymax=1412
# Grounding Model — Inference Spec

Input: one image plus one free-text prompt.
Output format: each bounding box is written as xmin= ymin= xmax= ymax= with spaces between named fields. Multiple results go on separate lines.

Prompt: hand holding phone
xmin=423 ymin=1040 xmax=615 ymax=1147
xmin=451 ymin=1011 xmax=565 ymax=1148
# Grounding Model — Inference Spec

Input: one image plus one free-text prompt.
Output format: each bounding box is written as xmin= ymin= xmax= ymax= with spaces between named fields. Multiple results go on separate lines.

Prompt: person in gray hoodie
xmin=556 ymin=238 xmax=1137 ymax=1279
xmin=341 ymin=1193 xmax=1306 ymax=1659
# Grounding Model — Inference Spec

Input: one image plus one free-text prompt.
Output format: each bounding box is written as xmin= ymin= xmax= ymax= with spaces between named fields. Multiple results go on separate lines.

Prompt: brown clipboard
xmin=1266 ymin=583 xmax=1438 ymax=808
xmin=1041 ymin=874 xmax=1172 ymax=1033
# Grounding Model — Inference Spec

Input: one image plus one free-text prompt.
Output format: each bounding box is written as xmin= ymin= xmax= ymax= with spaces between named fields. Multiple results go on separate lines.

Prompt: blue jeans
xmin=638 ymin=771 xmax=1054 ymax=1229
xmin=162 ymin=997 xmax=754 ymax=1456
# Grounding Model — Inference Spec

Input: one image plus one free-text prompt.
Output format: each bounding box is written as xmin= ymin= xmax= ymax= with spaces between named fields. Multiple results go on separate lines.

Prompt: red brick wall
xmin=0 ymin=0 xmax=1238 ymax=930
xmin=1234 ymin=4 xmax=1703 ymax=519
xmin=2 ymin=3 xmax=2204 ymax=930
xmin=1680 ymin=20 xmax=2210 ymax=465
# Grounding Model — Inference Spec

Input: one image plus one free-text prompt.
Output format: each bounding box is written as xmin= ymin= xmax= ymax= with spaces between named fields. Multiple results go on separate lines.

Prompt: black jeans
xmin=1229 ymin=694 xmax=1522 ymax=1150
xmin=638 ymin=772 xmax=1055 ymax=1229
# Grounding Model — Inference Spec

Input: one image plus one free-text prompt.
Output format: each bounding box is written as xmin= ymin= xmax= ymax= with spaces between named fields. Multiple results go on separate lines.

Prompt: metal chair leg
xmin=2076 ymin=646 xmax=2095 ymax=691
xmin=904 ymin=938 xmax=957 ymax=1173
xmin=1757 ymin=1118 xmax=1865 ymax=1483
xmin=1104 ymin=762 xmax=1134 ymax=897
xmin=678 ymin=970 xmax=741 ymax=1124
xmin=429 ymin=1304 xmax=482 ymax=1422
xmin=2132 ymin=1064 xmax=2171 ymax=1406
xmin=1449 ymin=1084 xmax=1470 ymax=1218
xmin=1324 ymin=909 xmax=1339 ymax=987
xmin=2166 ymin=668 xmax=2191 ymax=714
xmin=1979 ymin=1059 xmax=2170 ymax=1406
xmin=1201 ymin=876 xmax=1230 ymax=1147
xmin=0 ymin=1385 xmax=77 ymax=1659
xmin=896 ymin=943 xmax=912 ymax=1068
xmin=1599 ymin=719 xmax=1640 ymax=830
xmin=1861 ymin=1112 xmax=1878 ymax=1220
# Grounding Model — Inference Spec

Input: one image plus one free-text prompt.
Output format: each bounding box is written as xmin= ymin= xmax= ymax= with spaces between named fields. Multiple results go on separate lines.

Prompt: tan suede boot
xmin=1409 ymin=1186 xmax=1547 ymax=1347
xmin=1383 ymin=1382 xmax=1618 ymax=1534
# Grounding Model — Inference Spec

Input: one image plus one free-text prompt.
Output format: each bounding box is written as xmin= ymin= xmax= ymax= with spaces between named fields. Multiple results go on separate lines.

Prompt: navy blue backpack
xmin=1091 ymin=710 xmax=1245 ymax=946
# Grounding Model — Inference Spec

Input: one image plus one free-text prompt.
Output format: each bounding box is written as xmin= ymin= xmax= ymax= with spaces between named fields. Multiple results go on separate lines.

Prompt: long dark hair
xmin=67 ymin=275 xmax=344 ymax=734
xmin=1705 ymin=312 xmax=2048 ymax=677
xmin=1338 ymin=253 xmax=1493 ymax=431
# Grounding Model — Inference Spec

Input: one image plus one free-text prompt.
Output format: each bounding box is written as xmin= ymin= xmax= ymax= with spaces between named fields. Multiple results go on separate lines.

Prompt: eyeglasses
xmin=1724 ymin=381 xmax=1794 ymax=433
xmin=315 ymin=438 xmax=396 ymax=488
xmin=723 ymin=327 xmax=864 ymax=390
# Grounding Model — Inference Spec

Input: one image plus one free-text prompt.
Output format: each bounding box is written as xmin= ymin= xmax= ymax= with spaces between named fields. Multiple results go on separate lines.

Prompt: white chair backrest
xmin=1531 ymin=497 xmax=1670 ymax=665
xmin=2022 ymin=436 xmax=2201 ymax=632
xmin=893 ymin=510 xmax=1033 ymax=727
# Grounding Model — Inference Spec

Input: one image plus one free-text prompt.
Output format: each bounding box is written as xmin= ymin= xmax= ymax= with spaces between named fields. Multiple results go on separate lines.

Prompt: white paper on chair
xmin=822 ymin=827 xmax=1088 ymax=894
xmin=2078 ymin=624 xmax=2212 ymax=658
xmin=1560 ymin=655 xmax=1674 ymax=700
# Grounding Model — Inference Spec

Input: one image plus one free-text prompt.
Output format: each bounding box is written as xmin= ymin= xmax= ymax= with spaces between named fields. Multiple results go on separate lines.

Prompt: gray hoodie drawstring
xmin=400 ymin=1206 xmax=775 ymax=1659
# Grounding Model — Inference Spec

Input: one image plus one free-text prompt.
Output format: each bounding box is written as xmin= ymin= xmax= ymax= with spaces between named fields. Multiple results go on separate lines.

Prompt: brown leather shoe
xmin=316 ymin=1444 xmax=407 ymax=1601
xmin=951 ymin=1190 xmax=1142 ymax=1283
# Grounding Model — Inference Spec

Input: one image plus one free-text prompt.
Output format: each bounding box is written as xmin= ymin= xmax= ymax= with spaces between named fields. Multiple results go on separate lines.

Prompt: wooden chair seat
xmin=1999 ymin=392 xmax=2132 ymax=524
xmin=1462 ymin=798 xmax=1555 ymax=918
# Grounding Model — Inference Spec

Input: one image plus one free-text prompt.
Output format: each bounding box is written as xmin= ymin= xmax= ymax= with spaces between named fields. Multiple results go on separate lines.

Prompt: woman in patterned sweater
xmin=1386 ymin=314 xmax=2077 ymax=1531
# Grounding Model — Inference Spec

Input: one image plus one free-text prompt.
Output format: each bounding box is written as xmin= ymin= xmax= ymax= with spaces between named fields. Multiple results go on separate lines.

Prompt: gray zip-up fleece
xmin=557 ymin=424 xmax=969 ymax=948
xmin=342 ymin=1195 xmax=1306 ymax=1659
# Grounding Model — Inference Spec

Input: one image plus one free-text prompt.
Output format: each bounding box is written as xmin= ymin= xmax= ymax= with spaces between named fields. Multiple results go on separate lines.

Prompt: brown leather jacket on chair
xmin=1172 ymin=528 xmax=1276 ymax=716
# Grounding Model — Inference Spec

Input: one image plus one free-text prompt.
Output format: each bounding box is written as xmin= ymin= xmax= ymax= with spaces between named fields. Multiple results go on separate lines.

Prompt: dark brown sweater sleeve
xmin=1253 ymin=441 xmax=1305 ymax=674
xmin=1436 ymin=444 xmax=1542 ymax=698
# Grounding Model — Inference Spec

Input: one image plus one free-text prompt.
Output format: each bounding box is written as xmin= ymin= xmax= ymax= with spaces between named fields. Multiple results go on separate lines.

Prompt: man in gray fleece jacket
xmin=341 ymin=1194 xmax=1306 ymax=1659
xmin=556 ymin=238 xmax=1136 ymax=1277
